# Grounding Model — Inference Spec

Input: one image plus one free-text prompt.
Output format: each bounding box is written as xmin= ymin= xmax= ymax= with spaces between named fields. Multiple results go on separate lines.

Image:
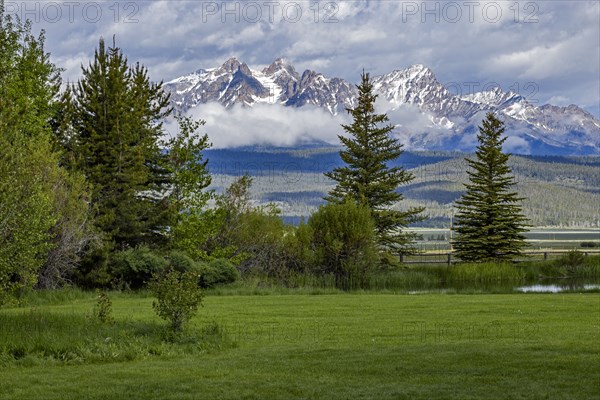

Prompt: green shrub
xmin=149 ymin=269 xmax=204 ymax=332
xmin=166 ymin=250 xmax=204 ymax=275
xmin=209 ymin=259 xmax=240 ymax=285
xmin=556 ymin=249 xmax=586 ymax=276
xmin=308 ymin=200 xmax=378 ymax=288
xmin=558 ymin=249 xmax=586 ymax=267
xmin=90 ymin=290 xmax=113 ymax=324
xmin=109 ymin=246 xmax=168 ymax=289
xmin=198 ymin=259 xmax=240 ymax=288
xmin=580 ymin=242 xmax=598 ymax=248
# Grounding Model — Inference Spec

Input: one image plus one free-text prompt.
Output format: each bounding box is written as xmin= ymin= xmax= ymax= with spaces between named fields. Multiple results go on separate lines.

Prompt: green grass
xmin=1 ymin=292 xmax=599 ymax=399
xmin=212 ymin=256 xmax=600 ymax=294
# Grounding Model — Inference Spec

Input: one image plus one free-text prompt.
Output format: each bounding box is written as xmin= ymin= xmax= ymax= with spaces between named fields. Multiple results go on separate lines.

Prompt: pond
xmin=515 ymin=283 xmax=600 ymax=293
xmin=394 ymin=278 xmax=600 ymax=294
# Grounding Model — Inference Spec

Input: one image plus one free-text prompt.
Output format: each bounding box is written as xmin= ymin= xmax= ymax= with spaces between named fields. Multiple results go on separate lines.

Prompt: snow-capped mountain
xmin=166 ymin=57 xmax=355 ymax=114
xmin=164 ymin=58 xmax=600 ymax=155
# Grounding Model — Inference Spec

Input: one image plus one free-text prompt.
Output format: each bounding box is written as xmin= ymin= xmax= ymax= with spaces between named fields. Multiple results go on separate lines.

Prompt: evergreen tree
xmin=325 ymin=71 xmax=424 ymax=253
xmin=452 ymin=112 xmax=529 ymax=262
xmin=61 ymin=38 xmax=172 ymax=276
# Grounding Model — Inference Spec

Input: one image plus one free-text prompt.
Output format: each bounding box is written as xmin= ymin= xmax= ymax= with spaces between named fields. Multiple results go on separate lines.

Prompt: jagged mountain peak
xmin=219 ymin=57 xmax=244 ymax=73
xmin=380 ymin=64 xmax=437 ymax=83
xmin=262 ymin=57 xmax=298 ymax=78
xmin=265 ymin=57 xmax=292 ymax=69
xmin=405 ymin=63 xmax=435 ymax=77
xmin=462 ymin=87 xmax=524 ymax=108
xmin=163 ymin=58 xmax=600 ymax=155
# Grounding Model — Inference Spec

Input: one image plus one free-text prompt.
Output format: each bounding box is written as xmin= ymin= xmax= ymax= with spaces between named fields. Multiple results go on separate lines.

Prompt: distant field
xmin=205 ymin=148 xmax=600 ymax=228
xmin=409 ymin=228 xmax=600 ymax=252
xmin=1 ymin=293 xmax=599 ymax=399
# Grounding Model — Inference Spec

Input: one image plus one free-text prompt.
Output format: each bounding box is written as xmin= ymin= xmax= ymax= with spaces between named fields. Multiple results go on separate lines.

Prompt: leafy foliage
xmin=163 ymin=116 xmax=212 ymax=214
xmin=90 ymin=290 xmax=114 ymax=324
xmin=556 ymin=249 xmax=586 ymax=276
xmin=38 ymin=171 xmax=93 ymax=289
xmin=206 ymin=176 xmax=297 ymax=275
xmin=325 ymin=72 xmax=424 ymax=253
xmin=199 ymin=259 xmax=240 ymax=288
xmin=307 ymin=200 xmax=379 ymax=287
xmin=453 ymin=113 xmax=529 ymax=262
xmin=0 ymin=7 xmax=88 ymax=303
xmin=149 ymin=269 xmax=204 ymax=332
xmin=109 ymin=246 xmax=168 ymax=289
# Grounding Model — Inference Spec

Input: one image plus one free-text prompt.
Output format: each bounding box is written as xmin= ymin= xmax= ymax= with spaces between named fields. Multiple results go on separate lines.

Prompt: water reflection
xmin=515 ymin=283 xmax=600 ymax=293
xmin=397 ymin=278 xmax=600 ymax=294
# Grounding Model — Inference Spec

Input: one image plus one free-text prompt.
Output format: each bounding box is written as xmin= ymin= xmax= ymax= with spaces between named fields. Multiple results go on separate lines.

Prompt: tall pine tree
xmin=325 ymin=71 xmax=424 ymax=253
xmin=452 ymin=112 xmax=529 ymax=262
xmin=61 ymin=38 xmax=171 ymax=270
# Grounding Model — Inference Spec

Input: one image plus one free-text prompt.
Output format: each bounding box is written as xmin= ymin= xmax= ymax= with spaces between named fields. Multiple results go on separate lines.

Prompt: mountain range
xmin=164 ymin=58 xmax=600 ymax=155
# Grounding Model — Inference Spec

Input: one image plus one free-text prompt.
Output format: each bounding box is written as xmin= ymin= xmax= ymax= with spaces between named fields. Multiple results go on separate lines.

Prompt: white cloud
xmin=503 ymin=136 xmax=531 ymax=155
xmin=13 ymin=0 xmax=597 ymax=118
xmin=164 ymin=103 xmax=350 ymax=149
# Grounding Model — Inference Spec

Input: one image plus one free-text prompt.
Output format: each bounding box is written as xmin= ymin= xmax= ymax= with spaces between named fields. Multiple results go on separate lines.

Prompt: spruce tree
xmin=62 ymin=38 xmax=171 ymax=267
xmin=452 ymin=112 xmax=529 ymax=262
xmin=325 ymin=71 xmax=424 ymax=253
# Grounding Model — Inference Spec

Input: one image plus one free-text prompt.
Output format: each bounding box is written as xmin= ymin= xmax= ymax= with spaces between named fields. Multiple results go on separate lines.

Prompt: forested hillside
xmin=205 ymin=148 xmax=600 ymax=227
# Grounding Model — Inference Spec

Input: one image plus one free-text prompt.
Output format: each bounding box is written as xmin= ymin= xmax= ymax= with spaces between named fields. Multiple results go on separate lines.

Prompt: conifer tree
xmin=452 ymin=112 xmax=529 ymax=262
xmin=63 ymin=38 xmax=171 ymax=262
xmin=325 ymin=71 xmax=424 ymax=253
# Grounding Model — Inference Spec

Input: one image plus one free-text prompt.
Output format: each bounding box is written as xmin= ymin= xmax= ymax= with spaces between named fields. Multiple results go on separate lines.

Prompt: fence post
xmin=543 ymin=252 xmax=548 ymax=260
xmin=447 ymin=253 xmax=451 ymax=266
xmin=400 ymin=254 xmax=404 ymax=264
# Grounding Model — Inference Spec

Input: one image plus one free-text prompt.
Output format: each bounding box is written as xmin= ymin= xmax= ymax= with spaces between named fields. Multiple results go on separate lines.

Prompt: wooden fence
xmin=399 ymin=250 xmax=600 ymax=266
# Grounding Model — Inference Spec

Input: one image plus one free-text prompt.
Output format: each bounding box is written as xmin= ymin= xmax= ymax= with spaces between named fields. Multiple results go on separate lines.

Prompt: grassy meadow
xmin=1 ymin=289 xmax=599 ymax=399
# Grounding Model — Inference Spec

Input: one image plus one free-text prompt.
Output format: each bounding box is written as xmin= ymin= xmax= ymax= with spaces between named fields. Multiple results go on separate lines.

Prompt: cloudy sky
xmin=8 ymin=0 xmax=599 ymax=118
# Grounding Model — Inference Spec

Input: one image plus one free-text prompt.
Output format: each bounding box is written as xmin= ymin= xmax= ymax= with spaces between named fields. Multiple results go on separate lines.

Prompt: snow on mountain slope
xmin=163 ymin=58 xmax=600 ymax=155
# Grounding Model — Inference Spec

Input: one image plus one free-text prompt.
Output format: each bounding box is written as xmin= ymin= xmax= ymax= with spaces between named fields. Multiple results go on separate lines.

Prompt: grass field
xmin=1 ymin=292 xmax=599 ymax=399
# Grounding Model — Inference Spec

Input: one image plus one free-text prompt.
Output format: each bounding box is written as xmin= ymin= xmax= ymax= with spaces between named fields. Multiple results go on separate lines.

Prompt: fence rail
xmin=400 ymin=250 xmax=600 ymax=265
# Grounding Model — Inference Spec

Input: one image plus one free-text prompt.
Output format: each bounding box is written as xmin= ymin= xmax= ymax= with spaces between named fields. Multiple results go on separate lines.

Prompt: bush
xmin=199 ymin=259 xmax=240 ymax=288
xmin=556 ymin=249 xmax=586 ymax=276
xmin=149 ymin=269 xmax=204 ymax=332
xmin=166 ymin=250 xmax=205 ymax=275
xmin=109 ymin=246 xmax=168 ymax=289
xmin=580 ymin=242 xmax=598 ymax=248
xmin=225 ymin=206 xmax=294 ymax=277
xmin=308 ymin=200 xmax=378 ymax=288
xmin=90 ymin=290 xmax=113 ymax=324
xmin=209 ymin=258 xmax=240 ymax=285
